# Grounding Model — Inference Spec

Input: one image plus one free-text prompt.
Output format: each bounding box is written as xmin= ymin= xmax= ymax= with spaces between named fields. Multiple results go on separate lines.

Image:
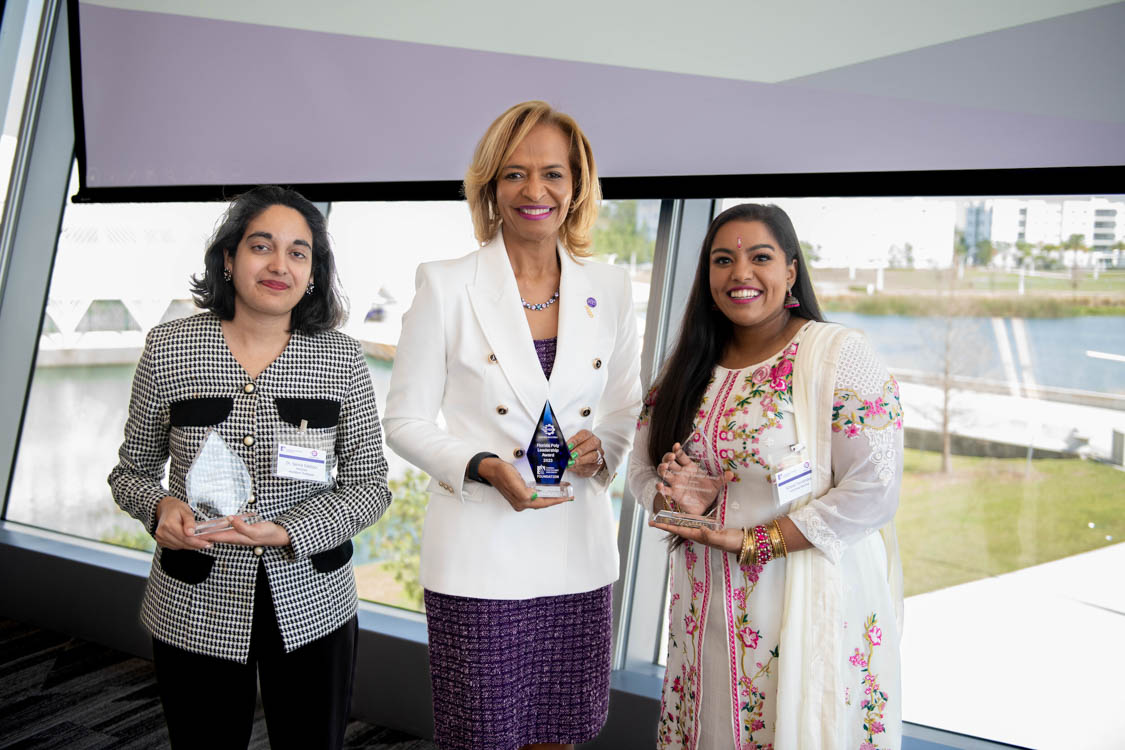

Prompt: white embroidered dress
xmin=629 ymin=323 xmax=904 ymax=750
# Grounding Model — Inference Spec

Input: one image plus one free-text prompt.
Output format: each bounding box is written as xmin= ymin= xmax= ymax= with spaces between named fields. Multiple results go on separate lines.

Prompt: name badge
xmin=770 ymin=442 xmax=812 ymax=509
xmin=774 ymin=459 xmax=812 ymax=506
xmin=275 ymin=442 xmax=328 ymax=483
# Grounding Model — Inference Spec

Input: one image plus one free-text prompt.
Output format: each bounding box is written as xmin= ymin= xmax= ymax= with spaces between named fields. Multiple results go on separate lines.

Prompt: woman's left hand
xmin=566 ymin=429 xmax=605 ymax=478
xmin=204 ymin=516 xmax=291 ymax=548
xmin=649 ymin=516 xmax=743 ymax=555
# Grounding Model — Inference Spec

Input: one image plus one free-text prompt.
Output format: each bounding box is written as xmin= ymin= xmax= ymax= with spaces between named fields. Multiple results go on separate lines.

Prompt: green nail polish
xmin=568 ymin=459 xmax=575 ymax=466
xmin=531 ymin=493 xmax=539 ymax=500
xmin=567 ymin=441 xmax=575 ymax=449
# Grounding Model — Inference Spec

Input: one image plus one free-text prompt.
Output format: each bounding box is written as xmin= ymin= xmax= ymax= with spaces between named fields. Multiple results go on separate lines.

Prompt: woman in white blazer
xmin=383 ymin=101 xmax=642 ymax=750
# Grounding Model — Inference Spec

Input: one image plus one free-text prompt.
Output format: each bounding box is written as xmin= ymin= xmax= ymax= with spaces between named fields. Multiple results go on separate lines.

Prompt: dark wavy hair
xmin=646 ymin=203 xmax=826 ymax=474
xmin=190 ymin=186 xmax=347 ymax=334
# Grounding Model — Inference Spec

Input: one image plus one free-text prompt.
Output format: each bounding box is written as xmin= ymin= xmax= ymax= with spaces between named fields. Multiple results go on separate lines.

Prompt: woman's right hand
xmin=655 ymin=442 xmax=733 ymax=516
xmin=154 ymin=496 xmax=212 ymax=550
xmin=479 ymin=458 xmax=573 ymax=512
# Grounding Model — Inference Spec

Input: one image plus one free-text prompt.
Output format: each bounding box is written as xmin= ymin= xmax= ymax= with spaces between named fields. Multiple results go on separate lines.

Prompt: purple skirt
xmin=424 ymin=585 xmax=612 ymax=750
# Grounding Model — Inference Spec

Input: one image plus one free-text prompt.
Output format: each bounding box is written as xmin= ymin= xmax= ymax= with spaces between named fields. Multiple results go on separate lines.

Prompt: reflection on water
xmin=832 ymin=313 xmax=1125 ymax=394
xmin=8 ymin=357 xmax=397 ymax=546
xmin=12 ymin=314 xmax=1120 ymax=545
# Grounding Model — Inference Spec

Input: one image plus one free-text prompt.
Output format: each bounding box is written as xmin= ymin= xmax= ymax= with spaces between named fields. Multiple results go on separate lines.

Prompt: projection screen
xmin=70 ymin=0 xmax=1125 ymax=199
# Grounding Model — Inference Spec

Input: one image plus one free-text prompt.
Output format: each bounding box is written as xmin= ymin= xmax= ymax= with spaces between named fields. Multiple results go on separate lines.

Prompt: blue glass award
xmin=526 ymin=401 xmax=574 ymax=499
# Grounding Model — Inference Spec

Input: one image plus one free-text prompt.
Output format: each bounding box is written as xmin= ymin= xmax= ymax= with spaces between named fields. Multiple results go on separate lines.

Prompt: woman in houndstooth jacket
xmin=108 ymin=186 xmax=392 ymax=750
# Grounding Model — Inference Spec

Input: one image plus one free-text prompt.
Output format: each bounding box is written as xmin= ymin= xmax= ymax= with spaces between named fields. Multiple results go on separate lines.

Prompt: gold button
xmin=513 ymin=448 xmax=525 ymax=458
xmin=580 ymin=407 xmax=591 ymax=417
xmin=247 ymin=495 xmax=256 ymax=505
xmin=593 ymin=358 xmax=603 ymax=369
xmin=496 ymin=405 xmax=508 ymax=415
xmin=488 ymin=353 xmax=497 ymax=363
xmin=253 ymin=546 xmax=264 ymax=556
xmin=439 ymin=481 xmax=453 ymax=493
xmin=243 ymin=383 xmax=256 ymax=394
xmin=243 ymin=435 xmax=255 ymax=446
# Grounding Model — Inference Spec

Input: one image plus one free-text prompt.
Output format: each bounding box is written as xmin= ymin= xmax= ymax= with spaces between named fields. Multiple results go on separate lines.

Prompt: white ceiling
xmin=83 ymin=0 xmax=1121 ymax=82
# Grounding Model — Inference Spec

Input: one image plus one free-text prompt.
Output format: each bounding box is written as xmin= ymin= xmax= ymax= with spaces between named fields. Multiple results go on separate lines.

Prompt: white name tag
xmin=774 ymin=459 xmax=812 ymax=506
xmin=275 ymin=442 xmax=328 ymax=482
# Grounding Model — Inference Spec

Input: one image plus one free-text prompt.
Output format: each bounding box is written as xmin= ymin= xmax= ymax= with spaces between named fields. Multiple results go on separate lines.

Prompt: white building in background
xmin=963 ymin=196 xmax=1125 ymax=269
xmin=990 ymin=199 xmax=1062 ymax=246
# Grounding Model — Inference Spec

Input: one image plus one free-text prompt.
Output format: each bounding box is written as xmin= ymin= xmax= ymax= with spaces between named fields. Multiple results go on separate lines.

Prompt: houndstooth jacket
xmin=109 ymin=313 xmax=391 ymax=662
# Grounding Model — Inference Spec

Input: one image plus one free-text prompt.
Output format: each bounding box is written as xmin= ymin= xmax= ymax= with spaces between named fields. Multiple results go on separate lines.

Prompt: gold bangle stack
xmin=738 ymin=527 xmax=756 ymax=567
xmin=768 ymin=519 xmax=788 ymax=559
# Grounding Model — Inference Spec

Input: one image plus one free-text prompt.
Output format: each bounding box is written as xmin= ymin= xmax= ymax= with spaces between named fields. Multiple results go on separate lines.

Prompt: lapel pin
xmin=586 ymin=297 xmax=597 ymax=318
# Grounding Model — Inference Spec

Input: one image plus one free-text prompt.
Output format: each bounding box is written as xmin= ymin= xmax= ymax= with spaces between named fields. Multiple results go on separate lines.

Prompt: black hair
xmin=190 ymin=186 xmax=347 ymax=334
xmin=647 ymin=203 xmax=826 ymax=473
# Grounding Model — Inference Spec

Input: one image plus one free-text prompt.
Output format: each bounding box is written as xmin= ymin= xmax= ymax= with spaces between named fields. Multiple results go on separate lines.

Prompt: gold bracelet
xmin=765 ymin=521 xmax=782 ymax=560
xmin=739 ymin=528 xmax=754 ymax=567
xmin=771 ymin=518 xmax=789 ymax=558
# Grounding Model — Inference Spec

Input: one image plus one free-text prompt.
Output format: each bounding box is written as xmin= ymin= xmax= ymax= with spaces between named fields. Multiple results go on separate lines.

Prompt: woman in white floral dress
xmin=629 ymin=204 xmax=904 ymax=750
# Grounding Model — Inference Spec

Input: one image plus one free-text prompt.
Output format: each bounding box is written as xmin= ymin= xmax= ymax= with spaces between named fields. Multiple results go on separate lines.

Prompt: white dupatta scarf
xmin=774 ymin=322 xmax=904 ymax=749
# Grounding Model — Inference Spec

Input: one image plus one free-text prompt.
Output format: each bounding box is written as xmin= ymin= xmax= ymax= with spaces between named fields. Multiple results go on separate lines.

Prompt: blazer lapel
xmin=550 ymin=245 xmax=599 ymax=393
xmin=466 ymin=235 xmax=550 ymax=420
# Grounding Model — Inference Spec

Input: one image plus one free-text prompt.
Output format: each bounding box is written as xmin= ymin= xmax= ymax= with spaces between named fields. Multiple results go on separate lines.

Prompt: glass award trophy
xmin=185 ymin=429 xmax=258 ymax=535
xmin=526 ymin=401 xmax=574 ymax=499
xmin=652 ymin=430 xmax=724 ymax=531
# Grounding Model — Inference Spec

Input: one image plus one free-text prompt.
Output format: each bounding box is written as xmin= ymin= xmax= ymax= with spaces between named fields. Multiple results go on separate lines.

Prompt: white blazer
xmin=383 ymin=234 xmax=643 ymax=599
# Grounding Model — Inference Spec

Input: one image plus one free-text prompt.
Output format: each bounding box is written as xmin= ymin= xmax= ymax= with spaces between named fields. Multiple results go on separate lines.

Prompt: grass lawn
xmin=896 ymin=449 xmax=1124 ymax=597
xmin=354 ymin=560 xmax=424 ymax=613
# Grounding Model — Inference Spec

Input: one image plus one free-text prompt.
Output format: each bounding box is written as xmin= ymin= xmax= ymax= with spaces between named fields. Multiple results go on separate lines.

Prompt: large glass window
xmin=8 ymin=184 xmax=657 ymax=617
xmin=0 ymin=0 xmax=45 ymax=214
xmin=640 ymin=195 xmax=1122 ymax=748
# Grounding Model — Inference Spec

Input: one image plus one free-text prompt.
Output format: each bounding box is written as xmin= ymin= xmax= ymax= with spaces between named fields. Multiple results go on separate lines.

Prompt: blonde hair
xmin=463 ymin=101 xmax=601 ymax=257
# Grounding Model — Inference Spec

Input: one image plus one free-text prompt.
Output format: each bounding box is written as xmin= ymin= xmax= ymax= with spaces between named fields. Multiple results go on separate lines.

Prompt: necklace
xmin=521 ymin=289 xmax=560 ymax=312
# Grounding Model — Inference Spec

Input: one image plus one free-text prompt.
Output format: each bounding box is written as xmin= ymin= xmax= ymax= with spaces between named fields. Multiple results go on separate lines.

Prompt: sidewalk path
xmin=899 ymin=381 xmax=1125 ymax=458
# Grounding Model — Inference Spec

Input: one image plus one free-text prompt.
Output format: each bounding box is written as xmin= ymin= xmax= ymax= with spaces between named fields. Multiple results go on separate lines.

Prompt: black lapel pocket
xmin=159 ymin=548 xmax=215 ymax=585
xmin=310 ymin=540 xmax=353 ymax=573
xmin=275 ymin=398 xmax=341 ymax=429
xmin=170 ymin=397 xmax=233 ymax=427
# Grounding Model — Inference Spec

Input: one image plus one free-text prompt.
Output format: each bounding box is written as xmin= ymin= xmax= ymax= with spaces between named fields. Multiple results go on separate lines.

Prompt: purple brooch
xmin=586 ymin=297 xmax=597 ymax=308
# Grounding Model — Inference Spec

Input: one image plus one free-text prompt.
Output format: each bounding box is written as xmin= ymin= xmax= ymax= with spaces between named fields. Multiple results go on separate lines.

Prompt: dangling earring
xmin=305 ymin=280 xmax=315 ymax=296
xmin=223 ymin=267 xmax=232 ymax=282
xmin=783 ymin=287 xmax=800 ymax=309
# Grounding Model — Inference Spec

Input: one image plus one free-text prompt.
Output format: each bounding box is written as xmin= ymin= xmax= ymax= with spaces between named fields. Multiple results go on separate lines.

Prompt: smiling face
xmin=495 ymin=122 xmax=574 ymax=252
xmin=224 ymin=204 xmax=314 ymax=321
xmin=709 ymin=220 xmax=797 ymax=330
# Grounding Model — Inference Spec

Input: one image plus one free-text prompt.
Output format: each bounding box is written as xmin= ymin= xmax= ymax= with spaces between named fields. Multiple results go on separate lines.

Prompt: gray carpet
xmin=0 ymin=619 xmax=436 ymax=749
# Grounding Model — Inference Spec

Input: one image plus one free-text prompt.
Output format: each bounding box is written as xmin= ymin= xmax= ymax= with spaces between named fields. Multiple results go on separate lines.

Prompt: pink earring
xmin=783 ymin=287 xmax=800 ymax=309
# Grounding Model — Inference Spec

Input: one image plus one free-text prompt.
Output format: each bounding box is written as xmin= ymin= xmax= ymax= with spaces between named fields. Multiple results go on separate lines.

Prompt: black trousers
xmin=152 ymin=563 xmax=357 ymax=750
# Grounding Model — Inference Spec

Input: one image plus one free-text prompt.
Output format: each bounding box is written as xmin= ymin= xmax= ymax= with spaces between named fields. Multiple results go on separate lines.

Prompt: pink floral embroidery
xmin=832 ymin=377 xmax=904 ymax=439
xmin=854 ymin=613 xmax=890 ymax=749
xmin=659 ymin=535 xmax=709 ymax=748
xmin=726 ymin=559 xmax=776 ymax=747
xmin=718 ymin=343 xmax=799 ymax=474
xmin=738 ymin=624 xmax=761 ymax=649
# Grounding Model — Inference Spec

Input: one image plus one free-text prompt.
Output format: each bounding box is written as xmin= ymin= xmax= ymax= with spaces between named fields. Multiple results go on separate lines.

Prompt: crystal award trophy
xmin=652 ymin=430 xmax=724 ymax=531
xmin=185 ymin=429 xmax=259 ymax=535
xmin=526 ymin=401 xmax=574 ymax=499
